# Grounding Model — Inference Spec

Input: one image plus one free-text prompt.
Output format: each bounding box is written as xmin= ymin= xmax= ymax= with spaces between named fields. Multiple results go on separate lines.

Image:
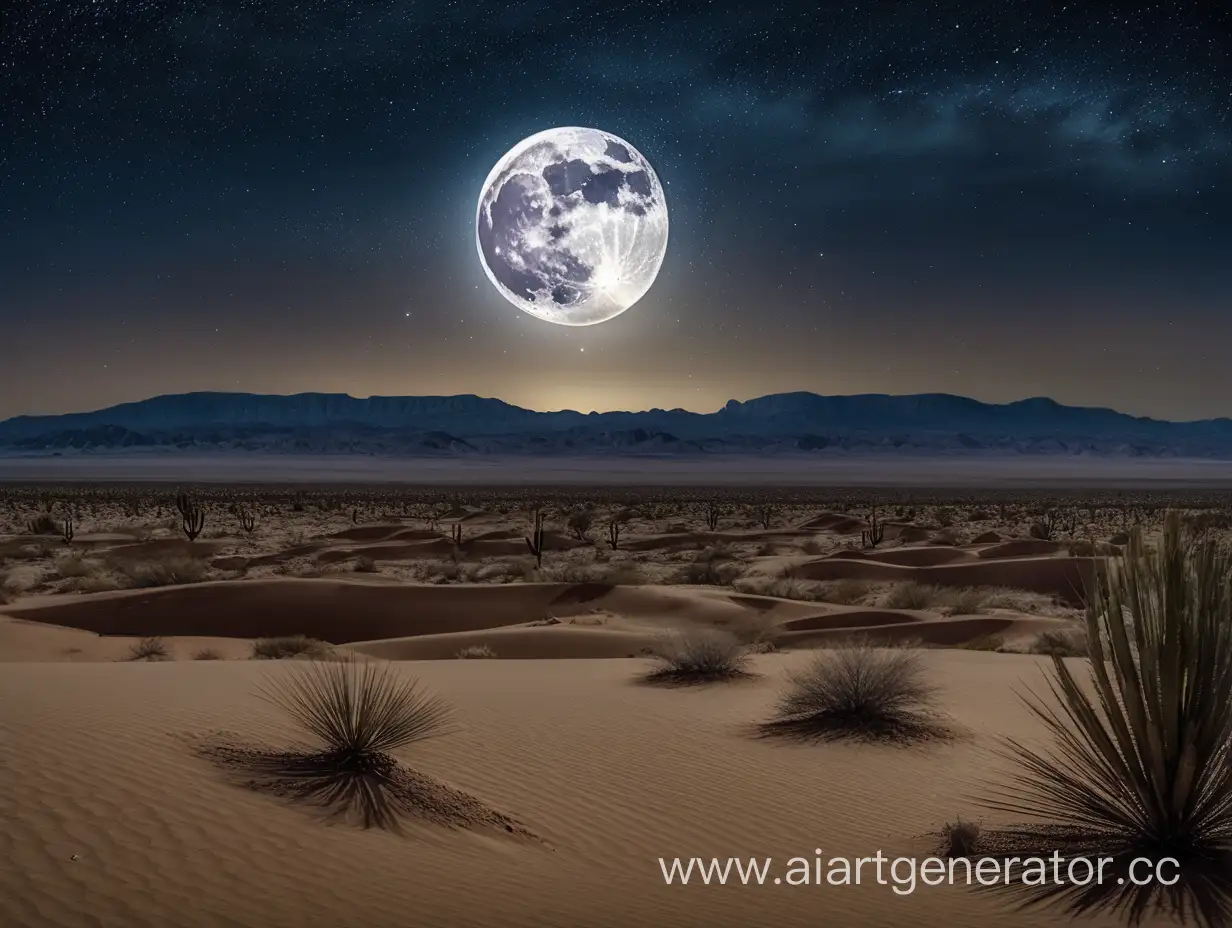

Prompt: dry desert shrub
xmin=938 ymin=586 xmax=989 ymax=616
xmin=127 ymin=636 xmax=171 ymax=661
xmin=982 ymin=514 xmax=1232 ymax=921
xmin=193 ymin=648 xmax=224 ymax=660
xmin=883 ymin=581 xmax=941 ymax=610
xmin=1028 ymin=627 xmax=1088 ymax=657
xmin=821 ymin=577 xmax=874 ymax=605
xmin=352 ymin=555 xmax=378 ymax=573
xmin=63 ymin=573 xmax=125 ymax=593
xmin=939 ymin=817 xmax=982 ymax=858
xmin=251 ymin=635 xmax=333 ymax=660
xmin=726 ymin=615 xmax=782 ymax=653
xmin=455 ymin=644 xmax=497 ymax=659
xmin=53 ymin=551 xmax=95 ymax=579
xmin=958 ymin=633 xmax=1007 ymax=652
xmin=535 ymin=560 xmax=643 ymax=584
xmin=675 ymin=547 xmax=743 ymax=586
xmin=469 ymin=559 xmax=532 ymax=582
xmin=761 ymin=643 xmax=950 ymax=743
xmin=116 ymin=554 xmax=209 ymax=587
xmin=644 ymin=628 xmax=752 ymax=685
xmin=25 ymin=513 xmax=59 ymax=535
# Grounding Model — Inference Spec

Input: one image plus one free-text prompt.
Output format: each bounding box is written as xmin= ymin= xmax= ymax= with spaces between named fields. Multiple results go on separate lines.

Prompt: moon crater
xmin=476 ymin=127 xmax=669 ymax=326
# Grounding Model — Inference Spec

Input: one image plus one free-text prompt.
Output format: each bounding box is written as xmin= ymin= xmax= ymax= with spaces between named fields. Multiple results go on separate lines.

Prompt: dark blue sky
xmin=3 ymin=1 xmax=1229 ymax=420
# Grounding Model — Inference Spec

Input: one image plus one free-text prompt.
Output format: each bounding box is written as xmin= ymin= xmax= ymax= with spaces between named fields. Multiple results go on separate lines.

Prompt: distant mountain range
xmin=2 ymin=391 xmax=1231 ymax=458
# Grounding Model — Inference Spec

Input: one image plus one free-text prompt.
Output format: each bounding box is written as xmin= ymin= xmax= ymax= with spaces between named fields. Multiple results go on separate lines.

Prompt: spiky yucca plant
xmin=988 ymin=512 xmax=1232 ymax=922
xmin=258 ymin=659 xmax=455 ymax=768
xmin=251 ymin=659 xmax=456 ymax=828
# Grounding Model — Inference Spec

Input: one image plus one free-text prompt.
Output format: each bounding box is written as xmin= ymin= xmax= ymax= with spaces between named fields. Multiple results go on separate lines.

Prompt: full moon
xmin=476 ymin=127 xmax=669 ymax=326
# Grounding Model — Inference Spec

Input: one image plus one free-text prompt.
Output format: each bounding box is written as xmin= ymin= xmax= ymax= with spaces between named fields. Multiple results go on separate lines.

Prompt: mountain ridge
xmin=3 ymin=391 xmax=1231 ymax=458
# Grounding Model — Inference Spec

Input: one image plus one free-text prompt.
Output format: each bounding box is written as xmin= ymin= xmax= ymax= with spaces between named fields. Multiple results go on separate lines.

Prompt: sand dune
xmin=0 ymin=653 xmax=1129 ymax=928
xmin=974 ymin=538 xmax=1066 ymax=559
xmin=791 ymin=554 xmax=1097 ymax=603
xmin=2 ymin=578 xmax=1071 ymax=664
xmin=843 ymin=547 xmax=978 ymax=567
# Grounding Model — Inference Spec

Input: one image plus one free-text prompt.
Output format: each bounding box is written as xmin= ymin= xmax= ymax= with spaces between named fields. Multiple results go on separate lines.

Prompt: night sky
xmin=3 ymin=1 xmax=1230 ymax=422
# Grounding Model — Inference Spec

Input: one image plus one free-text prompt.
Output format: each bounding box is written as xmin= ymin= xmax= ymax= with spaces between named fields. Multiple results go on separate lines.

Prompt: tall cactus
xmin=861 ymin=506 xmax=885 ymax=549
xmin=525 ymin=510 xmax=546 ymax=568
xmin=176 ymin=493 xmax=205 ymax=542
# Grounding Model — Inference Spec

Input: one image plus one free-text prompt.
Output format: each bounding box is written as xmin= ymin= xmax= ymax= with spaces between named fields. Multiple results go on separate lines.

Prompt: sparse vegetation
xmin=251 ymin=635 xmax=333 ymax=660
xmin=116 ymin=555 xmax=209 ymax=588
xmin=193 ymin=648 xmax=224 ymax=660
xmin=246 ymin=658 xmax=457 ymax=829
xmin=127 ymin=636 xmax=171 ymax=661
xmin=455 ymin=644 xmax=497 ymax=659
xmin=525 ymin=509 xmax=546 ymax=568
xmin=644 ymin=628 xmax=752 ymax=685
xmin=983 ymin=513 xmax=1232 ymax=919
xmin=176 ymin=493 xmax=206 ymax=541
xmin=939 ymin=817 xmax=981 ymax=857
xmin=761 ymin=643 xmax=949 ymax=743
xmin=883 ymin=581 xmax=939 ymax=610
xmin=1028 ymin=627 xmax=1088 ymax=657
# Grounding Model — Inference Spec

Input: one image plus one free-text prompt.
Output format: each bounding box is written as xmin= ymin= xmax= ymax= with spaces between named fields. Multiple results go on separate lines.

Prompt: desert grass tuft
xmin=1028 ymin=627 xmax=1088 ymax=658
xmin=455 ymin=644 xmax=497 ymax=659
xmin=215 ymin=659 xmax=462 ymax=830
xmin=938 ymin=817 xmax=982 ymax=858
xmin=193 ymin=648 xmax=224 ymax=660
xmin=127 ymin=636 xmax=171 ymax=661
xmin=643 ymin=628 xmax=753 ymax=686
xmin=883 ymin=581 xmax=940 ymax=610
xmin=251 ymin=635 xmax=333 ymax=660
xmin=760 ymin=643 xmax=950 ymax=743
xmin=980 ymin=513 xmax=1232 ymax=923
xmin=117 ymin=555 xmax=208 ymax=588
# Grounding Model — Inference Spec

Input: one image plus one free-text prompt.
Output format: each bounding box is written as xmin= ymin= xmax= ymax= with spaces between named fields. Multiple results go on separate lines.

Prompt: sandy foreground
xmin=0 ymin=501 xmax=1179 ymax=927
xmin=0 ymin=648 xmax=1146 ymax=928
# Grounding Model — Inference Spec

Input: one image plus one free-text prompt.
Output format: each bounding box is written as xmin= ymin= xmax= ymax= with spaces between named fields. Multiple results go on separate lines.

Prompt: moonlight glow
xmin=476 ymin=127 xmax=669 ymax=326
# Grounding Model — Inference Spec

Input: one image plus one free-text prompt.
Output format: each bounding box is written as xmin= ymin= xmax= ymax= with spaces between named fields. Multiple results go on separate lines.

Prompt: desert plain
xmin=0 ymin=484 xmax=1222 ymax=928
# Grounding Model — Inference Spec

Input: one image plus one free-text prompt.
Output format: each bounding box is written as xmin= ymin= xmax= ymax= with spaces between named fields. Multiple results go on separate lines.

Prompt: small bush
xmin=127 ymin=636 xmax=171 ymax=661
xmin=353 ymin=556 xmax=378 ymax=573
xmin=455 ymin=644 xmax=497 ymax=659
xmin=251 ymin=635 xmax=332 ymax=660
xmin=939 ymin=818 xmax=981 ymax=858
xmin=1029 ymin=627 xmax=1088 ymax=658
xmin=820 ymin=578 xmax=872 ymax=605
xmin=677 ymin=549 xmax=743 ymax=586
xmin=118 ymin=555 xmax=208 ymax=588
xmin=940 ymin=587 xmax=988 ymax=616
xmin=193 ymin=648 xmax=224 ymax=660
xmin=959 ymin=633 xmax=1007 ymax=652
xmin=54 ymin=552 xmax=95 ymax=579
xmin=884 ymin=581 xmax=939 ymax=610
xmin=26 ymin=513 xmax=59 ymax=535
xmin=761 ymin=644 xmax=949 ymax=743
xmin=645 ymin=628 xmax=752 ymax=685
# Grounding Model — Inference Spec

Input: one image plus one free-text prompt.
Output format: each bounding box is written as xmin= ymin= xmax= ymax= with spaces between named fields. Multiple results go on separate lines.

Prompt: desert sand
xmin=0 ymin=489 xmax=1203 ymax=927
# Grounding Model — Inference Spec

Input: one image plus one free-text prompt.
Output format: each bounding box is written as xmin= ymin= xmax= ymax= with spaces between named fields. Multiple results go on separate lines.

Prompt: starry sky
xmin=3 ymin=1 xmax=1230 ymax=422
